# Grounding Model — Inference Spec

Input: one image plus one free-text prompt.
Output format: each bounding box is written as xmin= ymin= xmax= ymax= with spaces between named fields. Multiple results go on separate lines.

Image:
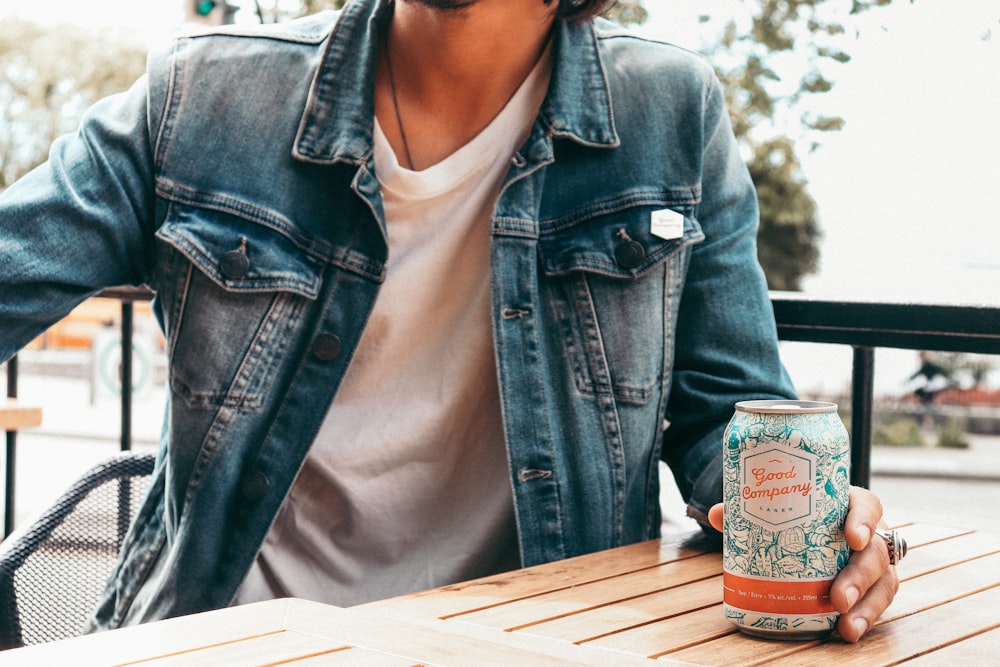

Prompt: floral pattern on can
xmin=722 ymin=400 xmax=850 ymax=640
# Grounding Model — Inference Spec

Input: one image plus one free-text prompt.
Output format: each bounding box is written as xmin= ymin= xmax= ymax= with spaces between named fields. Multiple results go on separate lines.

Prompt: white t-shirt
xmin=233 ymin=51 xmax=551 ymax=607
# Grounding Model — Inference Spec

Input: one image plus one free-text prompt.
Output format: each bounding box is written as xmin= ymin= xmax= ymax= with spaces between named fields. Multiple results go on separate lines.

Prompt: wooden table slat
xmin=277 ymin=599 xmax=660 ymax=667
xmin=883 ymin=520 xmax=975 ymax=548
xmin=900 ymin=625 xmax=1000 ymax=664
xmin=123 ymin=630 xmax=351 ymax=666
xmin=763 ymin=585 xmax=1000 ymax=666
xmin=360 ymin=533 xmax=712 ymax=621
xmin=286 ymin=646 xmax=427 ymax=665
xmin=0 ymin=399 xmax=42 ymax=431
xmin=3 ymin=601 xmax=297 ymax=666
xmin=512 ymin=576 xmax=722 ymax=643
xmin=448 ymin=553 xmax=722 ymax=631
xmin=881 ymin=552 xmax=1000 ymax=622
xmin=584 ymin=604 xmax=733 ymax=657
xmin=896 ymin=529 xmax=1000 ymax=580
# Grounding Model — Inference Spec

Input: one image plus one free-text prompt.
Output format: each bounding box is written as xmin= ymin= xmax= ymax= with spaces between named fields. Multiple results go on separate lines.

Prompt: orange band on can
xmin=723 ymin=571 xmax=835 ymax=615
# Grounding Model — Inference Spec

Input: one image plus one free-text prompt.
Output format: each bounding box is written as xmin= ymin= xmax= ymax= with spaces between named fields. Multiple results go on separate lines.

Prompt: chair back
xmin=0 ymin=452 xmax=155 ymax=649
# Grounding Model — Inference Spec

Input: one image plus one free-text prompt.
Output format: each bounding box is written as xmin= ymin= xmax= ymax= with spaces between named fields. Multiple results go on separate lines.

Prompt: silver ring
xmin=876 ymin=529 xmax=907 ymax=565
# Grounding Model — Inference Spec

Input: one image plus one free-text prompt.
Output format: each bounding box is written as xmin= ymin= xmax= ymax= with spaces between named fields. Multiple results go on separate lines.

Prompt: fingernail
xmin=853 ymin=617 xmax=869 ymax=640
xmin=856 ymin=524 xmax=871 ymax=546
xmin=845 ymin=586 xmax=860 ymax=609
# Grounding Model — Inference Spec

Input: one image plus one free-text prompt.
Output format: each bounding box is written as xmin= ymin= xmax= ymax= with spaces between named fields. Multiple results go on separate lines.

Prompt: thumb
xmin=708 ymin=503 xmax=724 ymax=532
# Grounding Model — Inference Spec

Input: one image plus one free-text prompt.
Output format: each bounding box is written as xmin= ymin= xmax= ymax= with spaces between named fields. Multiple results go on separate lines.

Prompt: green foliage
xmin=872 ymin=418 xmax=925 ymax=448
xmin=694 ymin=0 xmax=904 ymax=289
xmin=0 ymin=19 xmax=146 ymax=190
xmin=602 ymin=1 xmax=647 ymax=26
xmin=749 ymin=137 xmax=820 ymax=290
xmin=936 ymin=418 xmax=970 ymax=450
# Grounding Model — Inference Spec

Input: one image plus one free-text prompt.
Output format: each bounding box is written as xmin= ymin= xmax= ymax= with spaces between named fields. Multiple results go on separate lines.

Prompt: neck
xmin=377 ymin=0 xmax=556 ymax=170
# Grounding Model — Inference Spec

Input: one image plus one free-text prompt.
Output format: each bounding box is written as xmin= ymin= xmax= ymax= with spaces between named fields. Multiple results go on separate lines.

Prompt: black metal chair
xmin=0 ymin=452 xmax=155 ymax=650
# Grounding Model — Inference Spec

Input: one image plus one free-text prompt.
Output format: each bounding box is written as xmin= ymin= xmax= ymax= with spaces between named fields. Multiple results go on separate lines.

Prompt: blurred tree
xmin=601 ymin=1 xmax=647 ymax=26
xmin=749 ymin=137 xmax=819 ymax=291
xmin=0 ymin=19 xmax=146 ymax=190
xmin=689 ymin=0 xmax=904 ymax=289
xmin=936 ymin=353 xmax=998 ymax=390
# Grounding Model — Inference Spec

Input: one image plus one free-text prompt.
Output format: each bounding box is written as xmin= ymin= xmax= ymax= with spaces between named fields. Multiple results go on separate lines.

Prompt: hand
xmin=708 ymin=486 xmax=899 ymax=643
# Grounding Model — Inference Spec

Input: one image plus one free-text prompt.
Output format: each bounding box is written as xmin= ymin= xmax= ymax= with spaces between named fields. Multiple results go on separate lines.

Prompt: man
xmin=0 ymin=0 xmax=896 ymax=642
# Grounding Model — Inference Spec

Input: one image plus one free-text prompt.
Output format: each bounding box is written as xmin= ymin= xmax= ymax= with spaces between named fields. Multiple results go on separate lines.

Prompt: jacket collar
xmin=292 ymin=0 xmax=619 ymax=165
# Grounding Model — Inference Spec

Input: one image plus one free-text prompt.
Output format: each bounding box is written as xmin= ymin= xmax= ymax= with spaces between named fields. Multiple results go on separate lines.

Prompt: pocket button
xmin=614 ymin=239 xmax=646 ymax=269
xmin=220 ymin=250 xmax=250 ymax=280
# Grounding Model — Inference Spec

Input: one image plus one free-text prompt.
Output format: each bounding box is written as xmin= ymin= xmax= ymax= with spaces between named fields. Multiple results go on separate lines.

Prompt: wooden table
xmin=4 ymin=519 xmax=999 ymax=665
xmin=0 ymin=399 xmax=42 ymax=431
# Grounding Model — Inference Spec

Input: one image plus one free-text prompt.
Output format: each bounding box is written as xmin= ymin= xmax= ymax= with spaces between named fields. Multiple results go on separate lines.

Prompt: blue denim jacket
xmin=0 ymin=0 xmax=794 ymax=629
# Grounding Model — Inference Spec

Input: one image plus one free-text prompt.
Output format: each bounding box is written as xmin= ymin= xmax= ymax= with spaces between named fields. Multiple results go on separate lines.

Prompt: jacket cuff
xmin=685 ymin=450 xmax=723 ymax=542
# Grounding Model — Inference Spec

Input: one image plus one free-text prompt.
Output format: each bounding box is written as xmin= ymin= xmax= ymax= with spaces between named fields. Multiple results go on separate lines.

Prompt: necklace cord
xmin=383 ymin=18 xmax=415 ymax=170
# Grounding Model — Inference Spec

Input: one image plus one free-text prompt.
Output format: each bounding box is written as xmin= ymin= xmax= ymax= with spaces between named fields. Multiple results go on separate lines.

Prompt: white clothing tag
xmin=650 ymin=208 xmax=684 ymax=241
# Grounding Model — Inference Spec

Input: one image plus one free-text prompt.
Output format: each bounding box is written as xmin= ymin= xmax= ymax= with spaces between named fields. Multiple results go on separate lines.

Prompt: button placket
xmin=241 ymin=471 xmax=270 ymax=501
xmin=311 ymin=333 xmax=343 ymax=361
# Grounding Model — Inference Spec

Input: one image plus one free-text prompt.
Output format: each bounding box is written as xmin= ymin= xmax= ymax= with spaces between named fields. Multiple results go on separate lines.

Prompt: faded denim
xmin=0 ymin=0 xmax=795 ymax=629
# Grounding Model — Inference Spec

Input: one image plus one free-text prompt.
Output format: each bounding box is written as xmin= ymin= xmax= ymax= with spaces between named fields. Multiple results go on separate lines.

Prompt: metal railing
xmin=771 ymin=292 xmax=1000 ymax=487
xmin=4 ymin=289 xmax=1000 ymax=536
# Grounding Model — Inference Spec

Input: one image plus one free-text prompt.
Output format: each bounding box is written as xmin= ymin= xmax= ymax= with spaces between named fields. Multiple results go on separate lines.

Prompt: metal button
xmin=219 ymin=249 xmax=250 ymax=280
xmin=614 ymin=239 xmax=646 ymax=269
xmin=241 ymin=472 xmax=270 ymax=501
xmin=311 ymin=333 xmax=343 ymax=361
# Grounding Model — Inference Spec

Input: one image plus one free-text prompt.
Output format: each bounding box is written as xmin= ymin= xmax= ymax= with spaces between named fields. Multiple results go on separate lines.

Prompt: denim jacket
xmin=0 ymin=0 xmax=794 ymax=629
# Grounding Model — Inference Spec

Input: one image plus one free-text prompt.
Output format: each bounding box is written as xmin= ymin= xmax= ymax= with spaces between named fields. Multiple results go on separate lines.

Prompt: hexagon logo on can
xmin=740 ymin=445 xmax=817 ymax=530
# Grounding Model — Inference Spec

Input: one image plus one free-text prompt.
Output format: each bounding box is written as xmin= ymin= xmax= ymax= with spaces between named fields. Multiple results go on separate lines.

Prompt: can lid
xmin=734 ymin=399 xmax=838 ymax=414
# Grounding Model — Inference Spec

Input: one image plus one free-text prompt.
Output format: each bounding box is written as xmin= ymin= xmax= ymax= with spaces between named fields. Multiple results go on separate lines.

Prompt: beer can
xmin=722 ymin=400 xmax=850 ymax=640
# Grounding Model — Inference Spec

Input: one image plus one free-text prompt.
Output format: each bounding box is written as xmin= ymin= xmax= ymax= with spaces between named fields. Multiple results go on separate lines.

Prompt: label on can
xmin=722 ymin=400 xmax=850 ymax=640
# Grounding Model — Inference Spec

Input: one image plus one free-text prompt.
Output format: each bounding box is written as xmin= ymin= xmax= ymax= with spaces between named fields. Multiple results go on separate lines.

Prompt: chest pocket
xmin=154 ymin=202 xmax=325 ymax=410
xmin=537 ymin=202 xmax=704 ymax=404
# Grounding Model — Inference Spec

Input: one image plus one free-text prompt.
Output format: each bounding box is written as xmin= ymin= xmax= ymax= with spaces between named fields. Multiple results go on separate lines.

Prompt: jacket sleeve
xmin=661 ymin=73 xmax=798 ymax=534
xmin=0 ymin=73 xmax=157 ymax=363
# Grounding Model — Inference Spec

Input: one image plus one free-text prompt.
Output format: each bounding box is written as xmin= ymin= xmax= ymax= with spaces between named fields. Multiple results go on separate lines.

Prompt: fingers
xmin=831 ymin=486 xmax=898 ymax=643
xmin=834 ymin=544 xmax=899 ymax=642
xmin=844 ymin=486 xmax=884 ymax=552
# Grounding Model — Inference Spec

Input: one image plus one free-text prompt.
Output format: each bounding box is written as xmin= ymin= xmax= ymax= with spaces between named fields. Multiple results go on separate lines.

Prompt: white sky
xmin=4 ymin=0 xmax=999 ymax=391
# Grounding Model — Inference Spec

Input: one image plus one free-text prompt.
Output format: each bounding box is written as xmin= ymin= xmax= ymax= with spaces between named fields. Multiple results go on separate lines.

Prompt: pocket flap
xmin=156 ymin=203 xmax=322 ymax=298
xmin=539 ymin=204 xmax=704 ymax=279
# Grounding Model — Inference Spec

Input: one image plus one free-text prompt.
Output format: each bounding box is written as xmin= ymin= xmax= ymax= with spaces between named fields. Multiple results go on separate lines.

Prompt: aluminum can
xmin=722 ymin=400 xmax=850 ymax=640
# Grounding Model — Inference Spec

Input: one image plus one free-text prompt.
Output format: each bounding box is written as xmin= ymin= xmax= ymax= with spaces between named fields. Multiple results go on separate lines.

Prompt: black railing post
xmin=117 ymin=301 xmax=135 ymax=542
xmin=850 ymin=346 xmax=875 ymax=489
xmin=120 ymin=301 xmax=134 ymax=453
xmin=4 ymin=355 xmax=19 ymax=537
